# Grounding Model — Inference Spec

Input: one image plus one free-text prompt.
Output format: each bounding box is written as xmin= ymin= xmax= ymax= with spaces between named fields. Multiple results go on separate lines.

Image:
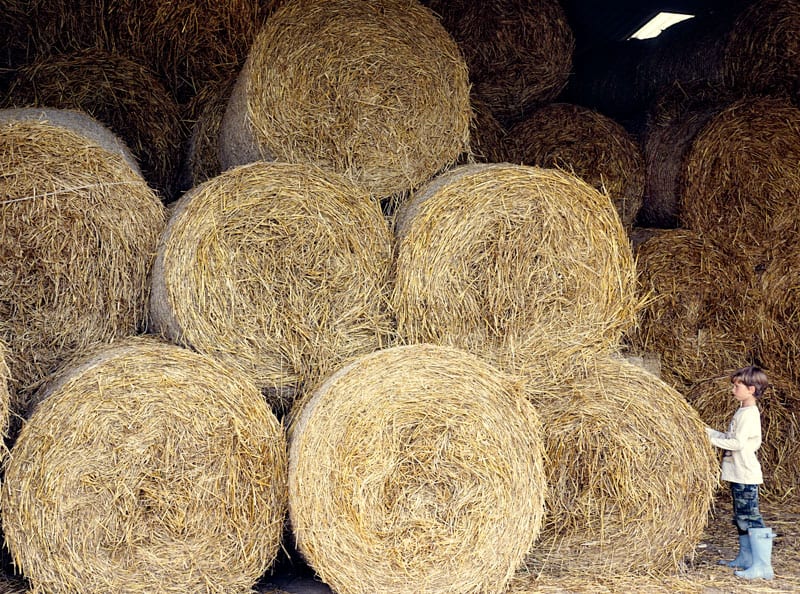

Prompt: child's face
xmin=731 ymin=380 xmax=756 ymax=404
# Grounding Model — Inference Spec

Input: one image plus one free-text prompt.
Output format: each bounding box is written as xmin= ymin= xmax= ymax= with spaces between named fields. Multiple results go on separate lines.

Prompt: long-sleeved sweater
xmin=705 ymin=405 xmax=763 ymax=485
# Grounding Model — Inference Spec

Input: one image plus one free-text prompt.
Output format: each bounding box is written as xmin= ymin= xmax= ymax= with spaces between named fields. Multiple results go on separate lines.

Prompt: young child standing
xmin=705 ymin=365 xmax=774 ymax=580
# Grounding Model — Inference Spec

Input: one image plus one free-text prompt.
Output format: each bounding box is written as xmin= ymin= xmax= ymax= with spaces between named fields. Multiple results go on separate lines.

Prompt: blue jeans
xmin=730 ymin=482 xmax=766 ymax=534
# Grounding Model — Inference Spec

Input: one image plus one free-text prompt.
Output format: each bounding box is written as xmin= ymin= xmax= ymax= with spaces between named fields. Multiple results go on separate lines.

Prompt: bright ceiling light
xmin=629 ymin=12 xmax=695 ymax=40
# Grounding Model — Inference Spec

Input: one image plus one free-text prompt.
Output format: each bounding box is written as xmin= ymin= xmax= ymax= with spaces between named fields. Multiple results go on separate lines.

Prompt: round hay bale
xmin=288 ymin=343 xmax=546 ymax=594
xmin=680 ymin=95 xmax=800 ymax=259
xmin=623 ymin=228 xmax=753 ymax=392
xmin=150 ymin=161 xmax=394 ymax=413
xmin=686 ymin=371 xmax=800 ymax=502
xmin=1 ymin=337 xmax=288 ymax=594
xmin=424 ymin=0 xmax=574 ymax=125
xmin=4 ymin=47 xmax=185 ymax=201
xmin=14 ymin=0 xmax=284 ymax=104
xmin=391 ymin=163 xmax=640 ymax=375
xmin=639 ymin=82 xmax=739 ymax=228
xmin=749 ymin=244 xmax=800 ymax=383
xmin=725 ymin=0 xmax=800 ymax=96
xmin=219 ymin=0 xmax=471 ymax=199
xmin=0 ymin=338 xmax=10 ymax=465
xmin=0 ymin=115 xmax=166 ymax=413
xmin=178 ymin=73 xmax=238 ymax=192
xmin=522 ymin=353 xmax=718 ymax=575
xmin=503 ymin=102 xmax=645 ymax=228
xmin=468 ymin=95 xmax=508 ymax=164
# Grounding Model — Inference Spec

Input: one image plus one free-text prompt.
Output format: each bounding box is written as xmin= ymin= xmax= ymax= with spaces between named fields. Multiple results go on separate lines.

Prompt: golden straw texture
xmin=687 ymin=372 xmax=800 ymax=502
xmin=1 ymin=337 xmax=288 ymax=594
xmin=424 ymin=0 xmax=574 ymax=124
xmin=392 ymin=163 xmax=640 ymax=376
xmin=4 ymin=48 xmax=184 ymax=201
xmin=0 ymin=338 xmax=10 ymax=466
xmin=680 ymin=95 xmax=800 ymax=261
xmin=624 ymin=228 xmax=753 ymax=392
xmin=150 ymin=161 xmax=394 ymax=413
xmin=0 ymin=116 xmax=165 ymax=413
xmin=504 ymin=102 xmax=644 ymax=228
xmin=288 ymin=344 xmax=546 ymax=594
xmin=522 ymin=354 xmax=719 ymax=575
xmin=219 ymin=0 xmax=471 ymax=198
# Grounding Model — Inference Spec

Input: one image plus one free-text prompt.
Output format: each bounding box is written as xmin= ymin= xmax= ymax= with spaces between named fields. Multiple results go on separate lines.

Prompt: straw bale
xmin=178 ymin=74 xmax=238 ymax=192
xmin=219 ymin=0 xmax=471 ymax=199
xmin=1 ymin=337 xmax=288 ymax=594
xmin=680 ymin=95 xmax=800 ymax=262
xmin=0 ymin=576 xmax=28 ymax=594
xmin=0 ymin=339 xmax=10 ymax=465
xmin=424 ymin=0 xmax=574 ymax=125
xmin=687 ymin=371 xmax=800 ymax=502
xmin=748 ymin=244 xmax=800 ymax=383
xmin=150 ymin=161 xmax=394 ymax=414
xmin=16 ymin=0 xmax=284 ymax=103
xmin=468 ymin=95 xmax=508 ymax=164
xmin=391 ymin=163 xmax=640 ymax=376
xmin=0 ymin=115 xmax=166 ymax=414
xmin=639 ymin=82 xmax=739 ymax=228
xmin=522 ymin=354 xmax=719 ymax=576
xmin=623 ymin=228 xmax=753 ymax=392
xmin=4 ymin=48 xmax=184 ymax=201
xmin=288 ymin=343 xmax=546 ymax=594
xmin=725 ymin=0 xmax=800 ymax=96
xmin=504 ymin=103 xmax=645 ymax=228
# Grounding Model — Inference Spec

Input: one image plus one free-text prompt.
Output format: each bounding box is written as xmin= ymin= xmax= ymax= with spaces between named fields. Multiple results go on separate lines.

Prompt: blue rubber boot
xmin=734 ymin=527 xmax=774 ymax=580
xmin=718 ymin=534 xmax=752 ymax=569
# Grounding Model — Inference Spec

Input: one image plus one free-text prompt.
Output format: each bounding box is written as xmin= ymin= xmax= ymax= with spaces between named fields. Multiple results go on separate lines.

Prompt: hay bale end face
xmin=219 ymin=0 xmax=471 ymax=199
xmin=392 ymin=163 xmax=640 ymax=375
xmin=150 ymin=161 xmax=394 ymax=413
xmin=1 ymin=337 xmax=288 ymax=594
xmin=504 ymin=102 xmax=645 ymax=228
xmin=0 ymin=114 xmax=166 ymax=413
xmin=288 ymin=344 xmax=546 ymax=594
xmin=523 ymin=354 xmax=718 ymax=575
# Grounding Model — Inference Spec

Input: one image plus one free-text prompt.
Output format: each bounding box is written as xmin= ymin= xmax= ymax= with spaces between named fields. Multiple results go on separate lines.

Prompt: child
xmin=705 ymin=365 xmax=774 ymax=580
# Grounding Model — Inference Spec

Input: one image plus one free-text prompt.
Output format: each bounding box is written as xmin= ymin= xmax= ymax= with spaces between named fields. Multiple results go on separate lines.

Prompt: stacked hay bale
xmin=623 ymin=228 xmax=754 ymax=392
xmin=150 ymin=161 xmax=394 ymax=414
xmin=521 ymin=354 xmax=718 ymax=576
xmin=423 ymin=0 xmax=574 ymax=126
xmin=288 ymin=343 xmax=546 ymax=594
xmin=680 ymin=95 xmax=800 ymax=267
xmin=14 ymin=0 xmax=283 ymax=103
xmin=502 ymin=102 xmax=645 ymax=228
xmin=687 ymin=372 xmax=800 ymax=501
xmin=0 ymin=111 xmax=166 ymax=415
xmin=392 ymin=163 xmax=641 ymax=377
xmin=0 ymin=339 xmax=10 ymax=465
xmin=639 ymin=81 xmax=740 ymax=228
xmin=219 ymin=0 xmax=471 ymax=201
xmin=1 ymin=337 xmax=288 ymax=594
xmin=3 ymin=48 xmax=184 ymax=201
xmin=468 ymin=95 xmax=508 ymax=164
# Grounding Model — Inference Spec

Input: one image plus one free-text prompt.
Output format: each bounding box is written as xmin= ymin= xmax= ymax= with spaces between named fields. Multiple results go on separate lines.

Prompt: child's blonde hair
xmin=731 ymin=365 xmax=769 ymax=399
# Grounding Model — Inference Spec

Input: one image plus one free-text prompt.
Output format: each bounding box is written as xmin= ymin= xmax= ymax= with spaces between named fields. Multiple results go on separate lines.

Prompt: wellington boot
xmin=734 ymin=527 xmax=774 ymax=580
xmin=718 ymin=534 xmax=751 ymax=569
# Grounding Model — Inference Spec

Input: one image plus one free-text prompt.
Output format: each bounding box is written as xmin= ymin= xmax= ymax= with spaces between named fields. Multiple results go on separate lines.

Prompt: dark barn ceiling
xmin=560 ymin=0 xmax=735 ymax=55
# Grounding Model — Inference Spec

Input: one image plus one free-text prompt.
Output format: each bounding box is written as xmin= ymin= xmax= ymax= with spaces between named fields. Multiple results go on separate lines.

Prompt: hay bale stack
xmin=1 ymin=337 xmax=288 ymax=594
xmin=392 ymin=163 xmax=640 ymax=375
xmin=680 ymin=95 xmax=800 ymax=262
xmin=687 ymin=371 xmax=800 ymax=502
xmin=15 ymin=0 xmax=284 ymax=104
xmin=624 ymin=228 xmax=753 ymax=391
xmin=0 ymin=114 xmax=165 ymax=413
xmin=523 ymin=354 xmax=718 ymax=575
xmin=725 ymin=0 xmax=800 ymax=96
xmin=424 ymin=0 xmax=574 ymax=125
xmin=219 ymin=0 xmax=471 ymax=199
xmin=288 ymin=343 xmax=546 ymax=594
xmin=639 ymin=82 xmax=739 ymax=228
xmin=503 ymin=102 xmax=645 ymax=228
xmin=750 ymin=245 xmax=800 ymax=382
xmin=4 ymin=48 xmax=184 ymax=201
xmin=150 ymin=161 xmax=393 ymax=413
